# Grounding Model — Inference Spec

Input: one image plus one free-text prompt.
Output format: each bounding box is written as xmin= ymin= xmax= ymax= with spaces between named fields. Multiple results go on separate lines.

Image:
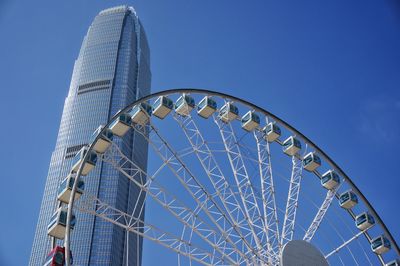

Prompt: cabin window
xmin=154 ymin=97 xmax=161 ymax=107
xmin=243 ymin=113 xmax=251 ymax=122
xmin=198 ymin=98 xmax=206 ymax=109
xmin=372 ymin=238 xmax=383 ymax=249
xmin=340 ymin=193 xmax=350 ymax=203
xmin=210 ymin=99 xmax=217 ymax=109
xmin=283 ymin=138 xmax=293 ymax=148
xmin=176 ymin=97 xmax=184 ymax=107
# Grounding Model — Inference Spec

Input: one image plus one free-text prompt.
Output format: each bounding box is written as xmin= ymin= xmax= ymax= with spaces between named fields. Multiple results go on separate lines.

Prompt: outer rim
xmin=64 ymin=88 xmax=399 ymax=265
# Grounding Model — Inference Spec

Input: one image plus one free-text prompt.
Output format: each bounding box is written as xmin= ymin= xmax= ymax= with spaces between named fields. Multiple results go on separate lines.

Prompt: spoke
xmin=303 ymin=184 xmax=341 ymax=242
xmin=325 ymin=229 xmax=367 ymax=259
xmin=76 ymin=194 xmax=225 ymax=266
xmin=173 ymin=113 xmax=264 ymax=262
xmin=280 ymin=154 xmax=304 ymax=246
xmin=100 ymin=141 xmax=243 ymax=264
xmin=213 ymin=114 xmax=269 ymax=263
xmin=132 ymin=122 xmax=256 ymax=264
xmin=254 ymin=129 xmax=281 ymax=262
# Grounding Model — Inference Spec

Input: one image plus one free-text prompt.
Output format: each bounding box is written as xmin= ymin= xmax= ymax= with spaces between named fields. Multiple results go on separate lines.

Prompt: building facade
xmin=30 ymin=6 xmax=151 ymax=265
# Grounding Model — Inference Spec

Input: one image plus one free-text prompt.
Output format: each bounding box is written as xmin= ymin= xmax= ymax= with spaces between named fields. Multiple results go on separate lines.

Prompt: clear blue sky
xmin=0 ymin=1 xmax=399 ymax=265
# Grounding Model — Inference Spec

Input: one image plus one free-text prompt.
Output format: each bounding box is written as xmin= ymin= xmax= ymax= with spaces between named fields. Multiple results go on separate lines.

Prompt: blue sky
xmin=0 ymin=0 xmax=399 ymax=265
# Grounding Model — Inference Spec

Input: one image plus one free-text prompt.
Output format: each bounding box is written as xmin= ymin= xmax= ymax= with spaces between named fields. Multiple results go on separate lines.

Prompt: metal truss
xmin=131 ymin=122 xmax=257 ymax=265
xmin=280 ymin=154 xmax=304 ymax=247
xmin=76 ymin=194 xmax=228 ymax=266
xmin=213 ymin=114 xmax=270 ymax=263
xmin=100 ymin=140 xmax=245 ymax=265
xmin=303 ymin=185 xmax=340 ymax=242
xmin=63 ymin=90 xmax=399 ymax=266
xmin=254 ymin=130 xmax=281 ymax=264
xmin=172 ymin=114 xmax=265 ymax=263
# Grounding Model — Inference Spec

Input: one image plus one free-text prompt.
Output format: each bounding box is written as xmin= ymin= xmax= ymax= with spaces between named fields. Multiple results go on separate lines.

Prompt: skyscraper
xmin=30 ymin=6 xmax=151 ymax=265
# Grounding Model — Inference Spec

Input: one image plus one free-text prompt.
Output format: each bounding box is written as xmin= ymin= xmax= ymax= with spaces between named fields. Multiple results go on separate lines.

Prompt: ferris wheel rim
xmin=64 ymin=88 xmax=399 ymax=265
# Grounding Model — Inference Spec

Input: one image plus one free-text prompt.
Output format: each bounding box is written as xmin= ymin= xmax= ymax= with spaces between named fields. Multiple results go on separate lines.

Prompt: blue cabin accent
xmin=175 ymin=94 xmax=195 ymax=116
xmin=219 ymin=102 xmax=239 ymax=122
xmin=153 ymin=96 xmax=174 ymax=119
xmin=263 ymin=122 xmax=281 ymax=142
xmin=241 ymin=111 xmax=260 ymax=131
xmin=339 ymin=190 xmax=358 ymax=209
xmin=321 ymin=170 xmax=340 ymax=190
xmin=283 ymin=136 xmax=301 ymax=156
xmin=197 ymin=96 xmax=217 ymax=118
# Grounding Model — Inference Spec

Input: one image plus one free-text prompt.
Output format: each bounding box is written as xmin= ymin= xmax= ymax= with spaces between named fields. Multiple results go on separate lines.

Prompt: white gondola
xmin=197 ymin=96 xmax=217 ymax=119
xmin=91 ymin=126 xmax=113 ymax=154
xmin=109 ymin=113 xmax=131 ymax=137
xmin=219 ymin=102 xmax=239 ymax=123
xmin=241 ymin=111 xmax=260 ymax=131
xmin=302 ymin=152 xmax=321 ymax=171
xmin=283 ymin=136 xmax=301 ymax=156
xmin=339 ymin=190 xmax=358 ymax=209
xmin=175 ymin=94 xmax=195 ymax=116
xmin=152 ymin=96 xmax=173 ymax=119
xmin=321 ymin=170 xmax=340 ymax=190
xmin=355 ymin=212 xmax=375 ymax=230
xmin=263 ymin=122 xmax=281 ymax=142
xmin=128 ymin=102 xmax=152 ymax=125
xmin=386 ymin=259 xmax=400 ymax=266
xmin=371 ymin=235 xmax=391 ymax=255
xmin=71 ymin=147 xmax=97 ymax=176
xmin=57 ymin=174 xmax=84 ymax=204
xmin=47 ymin=207 xmax=76 ymax=239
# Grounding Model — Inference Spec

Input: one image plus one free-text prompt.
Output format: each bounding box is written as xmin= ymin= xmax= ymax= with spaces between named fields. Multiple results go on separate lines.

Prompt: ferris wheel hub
xmin=280 ymin=240 xmax=328 ymax=266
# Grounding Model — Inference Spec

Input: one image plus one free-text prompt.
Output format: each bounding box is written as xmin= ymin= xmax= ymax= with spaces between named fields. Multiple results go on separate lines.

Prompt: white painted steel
xmin=62 ymin=89 xmax=399 ymax=266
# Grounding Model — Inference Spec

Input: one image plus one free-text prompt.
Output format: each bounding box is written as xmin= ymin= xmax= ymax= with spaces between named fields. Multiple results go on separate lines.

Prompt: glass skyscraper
xmin=30 ymin=6 xmax=151 ymax=265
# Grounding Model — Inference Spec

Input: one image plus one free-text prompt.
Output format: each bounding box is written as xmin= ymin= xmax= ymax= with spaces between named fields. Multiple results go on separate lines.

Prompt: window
xmin=77 ymin=79 xmax=111 ymax=95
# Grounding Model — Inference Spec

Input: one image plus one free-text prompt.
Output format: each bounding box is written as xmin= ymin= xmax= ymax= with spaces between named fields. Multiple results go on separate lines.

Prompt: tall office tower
xmin=30 ymin=6 xmax=151 ymax=265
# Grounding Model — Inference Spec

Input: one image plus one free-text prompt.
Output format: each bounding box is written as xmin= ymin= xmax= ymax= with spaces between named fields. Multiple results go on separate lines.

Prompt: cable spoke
xmin=325 ymin=229 xmax=367 ymax=259
xmin=100 ymin=141 xmax=243 ymax=264
xmin=173 ymin=113 xmax=264 ymax=262
xmin=131 ymin=122 xmax=255 ymax=264
xmin=76 ymin=193 xmax=225 ymax=266
xmin=303 ymin=184 xmax=341 ymax=242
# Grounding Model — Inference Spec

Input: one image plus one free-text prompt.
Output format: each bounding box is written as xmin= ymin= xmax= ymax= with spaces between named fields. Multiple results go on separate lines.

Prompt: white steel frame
xmin=62 ymin=89 xmax=399 ymax=266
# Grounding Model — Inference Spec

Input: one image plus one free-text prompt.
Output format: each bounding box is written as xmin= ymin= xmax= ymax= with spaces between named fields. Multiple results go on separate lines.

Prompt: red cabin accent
xmin=43 ymin=246 xmax=69 ymax=266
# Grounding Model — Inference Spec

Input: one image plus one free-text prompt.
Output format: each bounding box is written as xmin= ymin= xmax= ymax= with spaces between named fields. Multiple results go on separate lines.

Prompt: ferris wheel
xmin=47 ymin=89 xmax=399 ymax=266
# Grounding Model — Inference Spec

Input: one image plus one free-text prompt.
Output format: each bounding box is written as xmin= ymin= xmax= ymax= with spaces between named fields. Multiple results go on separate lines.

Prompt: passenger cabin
xmin=339 ymin=190 xmax=358 ymax=209
xmin=241 ymin=111 xmax=260 ymax=131
xmin=197 ymin=96 xmax=217 ymax=119
xmin=371 ymin=235 xmax=391 ymax=255
xmin=175 ymin=94 xmax=195 ymax=116
xmin=321 ymin=170 xmax=340 ymax=190
xmin=303 ymin=152 xmax=321 ymax=171
xmin=219 ymin=102 xmax=239 ymax=123
xmin=386 ymin=259 xmax=400 ymax=266
xmin=153 ymin=96 xmax=173 ymax=119
xmin=263 ymin=122 xmax=281 ymax=142
xmin=128 ymin=102 xmax=152 ymax=125
xmin=47 ymin=207 xmax=76 ymax=239
xmin=71 ymin=147 xmax=97 ymax=176
xmin=43 ymin=246 xmax=66 ymax=266
xmin=283 ymin=136 xmax=301 ymax=156
xmin=57 ymin=175 xmax=84 ymax=204
xmin=91 ymin=126 xmax=113 ymax=154
xmin=109 ymin=113 xmax=131 ymax=137
xmin=355 ymin=212 xmax=375 ymax=230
